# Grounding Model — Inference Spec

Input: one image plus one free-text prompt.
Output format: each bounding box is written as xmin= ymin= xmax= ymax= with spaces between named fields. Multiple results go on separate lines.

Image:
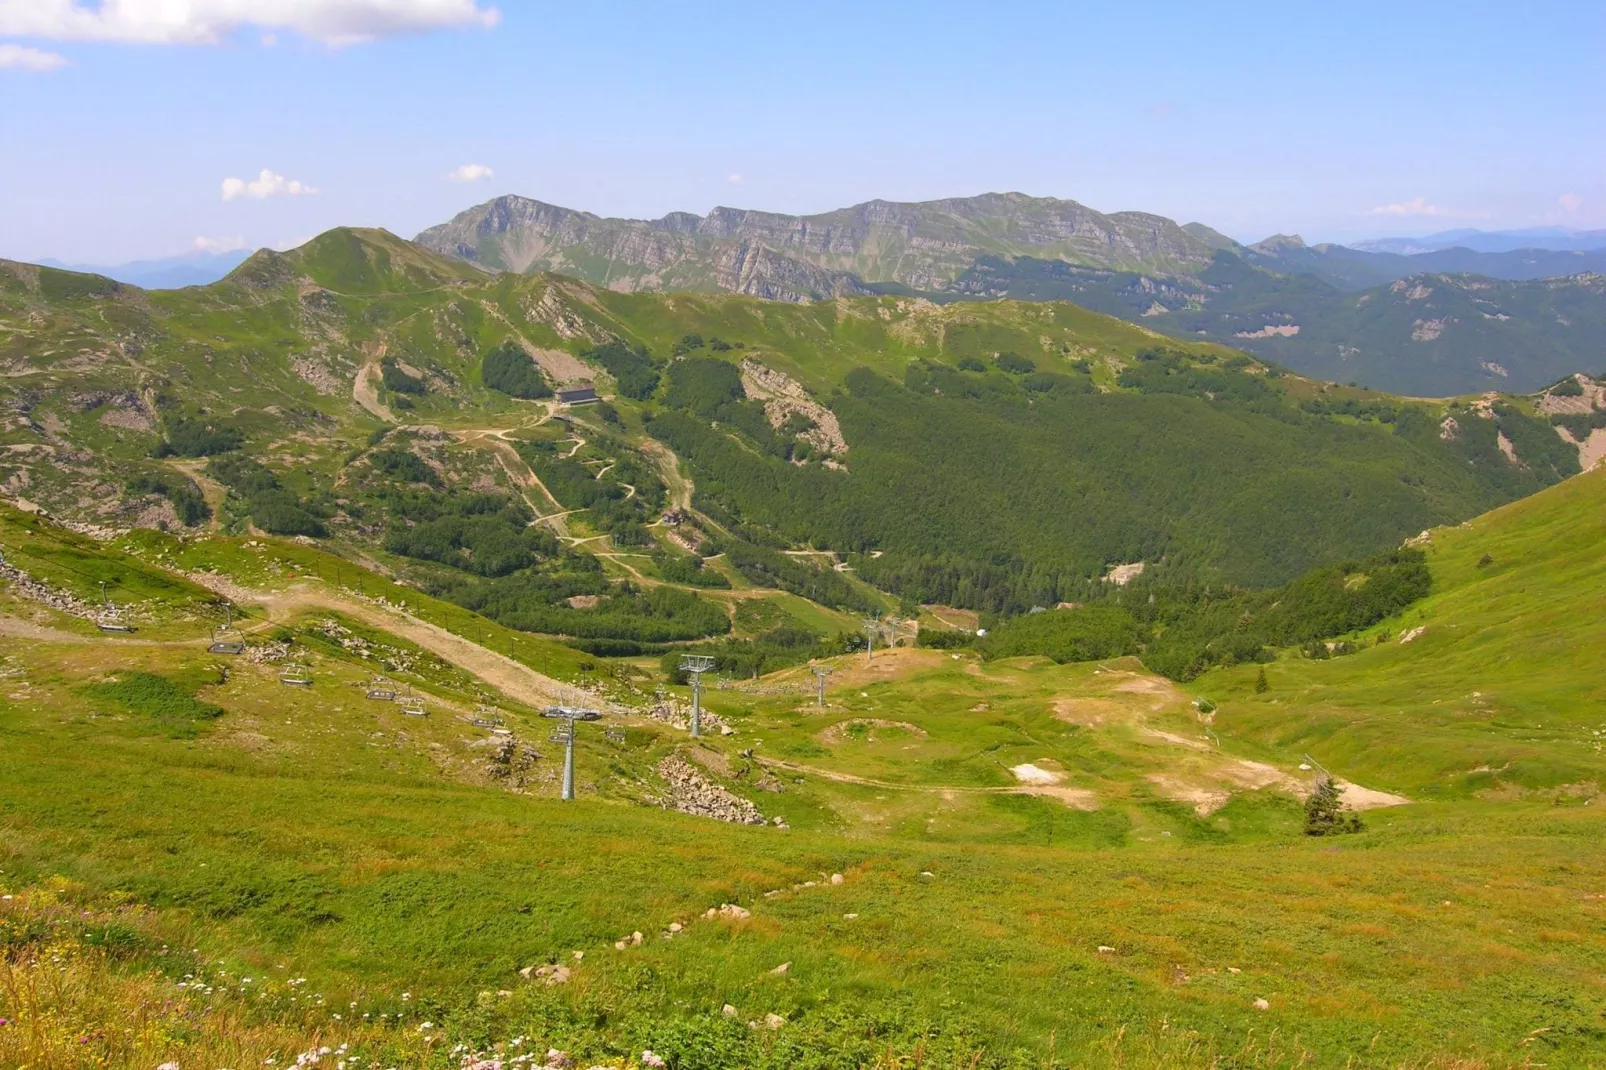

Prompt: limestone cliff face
xmin=414 ymin=192 xmax=1216 ymax=302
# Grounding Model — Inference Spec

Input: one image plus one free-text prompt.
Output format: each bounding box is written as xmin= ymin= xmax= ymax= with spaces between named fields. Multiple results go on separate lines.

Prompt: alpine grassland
xmin=2 ymin=465 xmax=1605 ymax=1067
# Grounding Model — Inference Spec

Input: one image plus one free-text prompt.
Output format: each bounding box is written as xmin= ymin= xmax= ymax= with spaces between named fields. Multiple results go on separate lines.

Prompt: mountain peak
xmin=1253 ymin=233 xmax=1307 ymax=252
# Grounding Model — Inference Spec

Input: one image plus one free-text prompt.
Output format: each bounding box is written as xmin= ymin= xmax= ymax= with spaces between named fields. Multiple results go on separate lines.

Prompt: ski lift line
xmin=5 ymin=541 xmax=244 ymax=626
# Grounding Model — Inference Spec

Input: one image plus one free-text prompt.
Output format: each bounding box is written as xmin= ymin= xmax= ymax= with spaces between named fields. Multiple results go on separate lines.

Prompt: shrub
xmin=86 ymin=671 xmax=224 ymax=737
xmin=917 ymin=628 xmax=974 ymax=649
xmin=370 ymin=448 xmax=438 ymax=486
xmin=481 ymin=342 xmax=552 ymax=399
xmin=1304 ymin=774 xmax=1363 ymax=836
xmin=380 ymin=358 xmax=427 ymax=395
xmin=664 ymin=357 xmax=744 ymax=416
xmin=977 ymin=605 xmax=1140 ymax=663
xmin=126 ymin=472 xmax=210 ymax=527
xmin=585 ymin=342 xmax=661 ymax=400
xmin=152 ymin=417 xmax=243 ymax=458
xmin=995 ymin=352 xmax=1037 ymax=374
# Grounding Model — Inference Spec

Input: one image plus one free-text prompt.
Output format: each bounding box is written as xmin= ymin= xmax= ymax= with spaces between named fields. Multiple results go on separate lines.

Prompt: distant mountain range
xmin=414 ymin=192 xmax=1216 ymax=301
xmin=415 ymin=193 xmax=1606 ymax=394
xmin=950 ymin=254 xmax=1606 ymax=397
xmin=37 ymin=249 xmax=253 ymax=289
xmin=1354 ymin=227 xmax=1606 ymax=256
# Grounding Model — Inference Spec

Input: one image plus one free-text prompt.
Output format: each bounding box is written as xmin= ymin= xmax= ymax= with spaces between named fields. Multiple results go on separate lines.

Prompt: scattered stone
xmin=668 ymin=922 xmax=683 ymax=933
xmin=572 ymin=951 xmax=584 ymax=961
xmin=0 ymin=557 xmax=145 ymax=626
xmin=656 ymin=754 xmax=765 ymax=825
xmin=710 ymin=903 xmax=751 ymax=921
xmin=1253 ymin=998 xmax=1270 ymax=1011
xmin=764 ymin=1013 xmax=787 ymax=1030
xmin=769 ymin=962 xmax=791 ymax=975
xmin=1228 ymin=967 xmax=1241 ymax=974
xmin=1097 ymin=946 xmax=1115 ymax=955
xmin=529 ymin=964 xmax=571 ymax=985
xmin=919 ymin=871 xmax=935 ymax=878
xmin=545 ymin=1050 xmax=573 ymax=1069
xmin=843 ymin=913 xmax=858 ymax=920
xmin=519 ymin=965 xmax=536 ymax=979
xmin=640 ymin=1051 xmax=666 ymax=1069
xmin=722 ymin=1003 xmax=739 ymax=1017
xmin=631 ymin=931 xmax=643 ymax=946
xmin=830 ymin=873 xmax=844 ymax=885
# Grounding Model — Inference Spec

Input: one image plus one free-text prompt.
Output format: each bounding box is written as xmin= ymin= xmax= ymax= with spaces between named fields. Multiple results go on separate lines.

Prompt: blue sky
xmin=1 ymin=0 xmax=1602 ymax=264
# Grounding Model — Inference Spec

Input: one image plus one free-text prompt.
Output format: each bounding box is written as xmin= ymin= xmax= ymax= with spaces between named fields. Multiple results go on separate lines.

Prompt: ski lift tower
xmin=680 ymin=655 xmax=715 ymax=738
xmin=543 ymin=705 xmax=602 ymax=800
xmin=810 ymin=664 xmax=834 ymax=708
xmin=862 ymin=611 xmax=883 ymax=663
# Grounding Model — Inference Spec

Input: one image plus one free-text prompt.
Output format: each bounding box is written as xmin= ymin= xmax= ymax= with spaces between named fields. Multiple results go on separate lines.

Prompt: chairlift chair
xmin=366 ymin=675 xmax=397 ymax=701
xmin=96 ymin=580 xmax=134 ymax=633
xmin=208 ymin=623 xmax=245 ymax=654
xmin=279 ymin=662 xmax=312 ymax=687
xmin=208 ymin=605 xmax=244 ymax=653
xmin=400 ymin=690 xmax=428 ymax=717
xmin=471 ymin=703 xmax=504 ymax=728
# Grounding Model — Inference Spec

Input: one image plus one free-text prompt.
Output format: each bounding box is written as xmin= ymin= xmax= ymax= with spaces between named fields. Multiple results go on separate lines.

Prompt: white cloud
xmin=0 ymin=1 xmax=500 ymax=47
xmin=0 ymin=42 xmax=68 ymax=69
xmin=727 ymin=172 xmax=744 ymax=185
xmin=221 ymin=169 xmax=317 ymax=201
xmin=1558 ymin=192 xmax=1583 ymax=214
xmin=1365 ymin=197 xmax=1450 ymax=218
xmin=193 ymin=235 xmax=247 ymax=254
xmin=446 ymin=163 xmax=493 ymax=183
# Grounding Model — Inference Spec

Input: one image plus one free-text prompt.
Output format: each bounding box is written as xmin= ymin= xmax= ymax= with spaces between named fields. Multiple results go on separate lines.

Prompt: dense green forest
xmin=646 ymin=352 xmax=1564 ymax=611
xmin=972 ymin=548 xmax=1433 ymax=680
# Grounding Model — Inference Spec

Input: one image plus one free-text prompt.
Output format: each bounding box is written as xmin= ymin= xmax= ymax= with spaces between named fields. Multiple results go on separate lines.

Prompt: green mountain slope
xmin=1198 ymin=462 xmax=1606 ymax=799
xmin=0 ymin=230 xmax=1592 ymax=629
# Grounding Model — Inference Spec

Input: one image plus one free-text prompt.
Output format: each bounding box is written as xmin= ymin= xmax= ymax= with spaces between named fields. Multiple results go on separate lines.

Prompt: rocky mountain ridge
xmin=413 ymin=192 xmax=1214 ymax=298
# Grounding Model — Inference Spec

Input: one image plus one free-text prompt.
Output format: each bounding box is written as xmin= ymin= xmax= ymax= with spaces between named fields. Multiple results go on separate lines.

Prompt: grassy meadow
xmin=4 ymin=470 xmax=1606 ymax=1068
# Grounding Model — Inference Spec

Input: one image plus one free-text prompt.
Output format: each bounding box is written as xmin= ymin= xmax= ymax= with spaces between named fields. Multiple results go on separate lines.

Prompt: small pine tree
xmin=1254 ymin=667 xmax=1269 ymax=694
xmin=1304 ymin=774 xmax=1363 ymax=836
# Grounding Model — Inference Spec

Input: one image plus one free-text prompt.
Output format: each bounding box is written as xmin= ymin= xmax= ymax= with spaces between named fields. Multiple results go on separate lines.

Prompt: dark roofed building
xmin=556 ymin=382 xmax=598 ymax=406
